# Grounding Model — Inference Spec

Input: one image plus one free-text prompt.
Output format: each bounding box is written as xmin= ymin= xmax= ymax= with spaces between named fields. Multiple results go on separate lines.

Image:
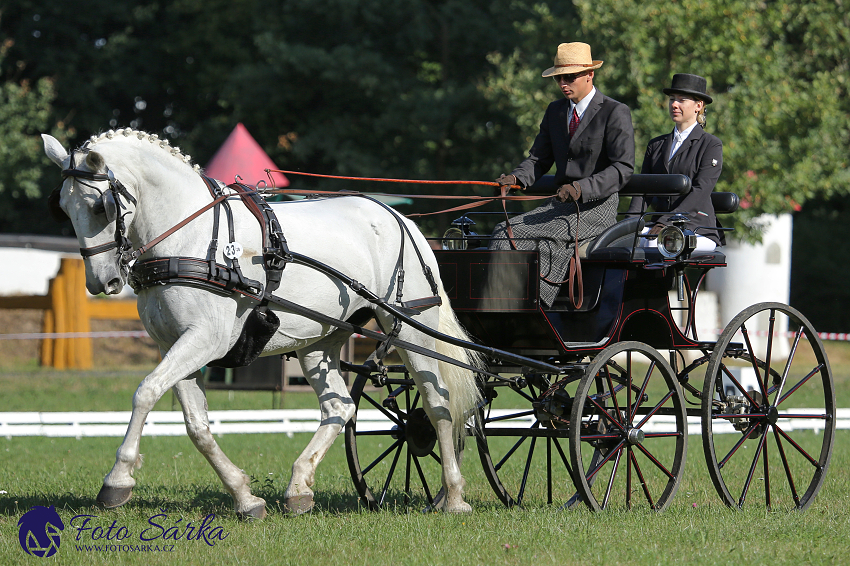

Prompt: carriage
xmin=43 ymin=130 xmax=835 ymax=516
xmin=342 ymin=173 xmax=836 ymax=512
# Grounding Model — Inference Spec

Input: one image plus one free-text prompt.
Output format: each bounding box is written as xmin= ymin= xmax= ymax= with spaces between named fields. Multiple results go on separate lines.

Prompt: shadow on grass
xmin=1 ymin=485 xmax=504 ymax=519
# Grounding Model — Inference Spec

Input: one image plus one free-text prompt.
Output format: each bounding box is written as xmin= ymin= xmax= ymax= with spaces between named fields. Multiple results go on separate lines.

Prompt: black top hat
xmin=662 ymin=73 xmax=713 ymax=104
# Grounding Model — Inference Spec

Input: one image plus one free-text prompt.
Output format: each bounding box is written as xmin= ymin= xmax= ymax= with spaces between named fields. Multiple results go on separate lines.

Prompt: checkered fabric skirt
xmin=489 ymin=194 xmax=619 ymax=307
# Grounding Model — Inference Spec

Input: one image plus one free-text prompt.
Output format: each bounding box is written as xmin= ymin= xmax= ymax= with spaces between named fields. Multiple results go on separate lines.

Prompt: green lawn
xmin=1 ymin=431 xmax=848 ymax=566
xmin=0 ymin=342 xmax=848 ymax=566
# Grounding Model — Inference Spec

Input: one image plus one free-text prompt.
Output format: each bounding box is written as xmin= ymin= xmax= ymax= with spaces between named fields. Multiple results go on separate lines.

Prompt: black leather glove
xmin=556 ymin=181 xmax=581 ymax=203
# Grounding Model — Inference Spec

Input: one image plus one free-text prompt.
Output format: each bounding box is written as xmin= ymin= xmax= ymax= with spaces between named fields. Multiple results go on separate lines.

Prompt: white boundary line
xmin=1 ymin=409 xmax=847 ymax=438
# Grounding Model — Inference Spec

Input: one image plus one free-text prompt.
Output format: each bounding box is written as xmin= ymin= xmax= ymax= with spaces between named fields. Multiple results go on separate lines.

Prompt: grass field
xmin=1 ymin=342 xmax=848 ymax=565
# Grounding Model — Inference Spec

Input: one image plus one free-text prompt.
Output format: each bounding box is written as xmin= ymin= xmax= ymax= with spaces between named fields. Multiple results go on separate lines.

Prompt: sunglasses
xmin=554 ymin=72 xmax=587 ymax=84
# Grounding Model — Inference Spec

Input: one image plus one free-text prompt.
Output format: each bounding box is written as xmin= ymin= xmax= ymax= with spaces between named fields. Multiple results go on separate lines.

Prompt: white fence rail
xmin=1 ymin=408 xmax=847 ymax=439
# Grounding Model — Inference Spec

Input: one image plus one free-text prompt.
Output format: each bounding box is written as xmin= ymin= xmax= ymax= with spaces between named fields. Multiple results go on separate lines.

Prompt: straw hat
xmin=541 ymin=42 xmax=603 ymax=78
xmin=662 ymin=73 xmax=713 ymax=104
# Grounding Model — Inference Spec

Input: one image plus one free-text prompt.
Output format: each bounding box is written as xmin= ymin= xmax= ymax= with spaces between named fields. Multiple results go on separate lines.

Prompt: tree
xmin=481 ymin=0 xmax=850 ymax=240
xmin=0 ymin=39 xmax=68 ymax=234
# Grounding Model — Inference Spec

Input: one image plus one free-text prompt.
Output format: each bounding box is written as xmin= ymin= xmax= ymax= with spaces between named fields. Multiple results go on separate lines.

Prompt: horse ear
xmin=85 ymin=151 xmax=106 ymax=171
xmin=42 ymin=134 xmax=69 ymax=168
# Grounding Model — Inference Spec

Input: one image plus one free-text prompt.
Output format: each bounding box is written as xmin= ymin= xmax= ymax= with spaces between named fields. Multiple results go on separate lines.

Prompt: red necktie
xmin=569 ymin=108 xmax=580 ymax=137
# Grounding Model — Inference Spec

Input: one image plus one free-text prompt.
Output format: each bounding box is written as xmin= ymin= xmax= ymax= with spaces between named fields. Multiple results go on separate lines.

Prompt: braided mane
xmin=87 ymin=128 xmax=202 ymax=174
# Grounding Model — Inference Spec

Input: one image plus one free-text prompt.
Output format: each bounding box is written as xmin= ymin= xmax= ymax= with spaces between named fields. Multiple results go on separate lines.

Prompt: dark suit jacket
xmin=626 ymin=126 xmax=723 ymax=244
xmin=511 ymin=89 xmax=635 ymax=203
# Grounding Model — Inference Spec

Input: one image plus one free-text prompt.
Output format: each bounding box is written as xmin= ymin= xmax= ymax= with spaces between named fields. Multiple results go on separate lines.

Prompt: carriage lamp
xmin=656 ymin=214 xmax=697 ymax=259
xmin=658 ymin=214 xmax=699 ymax=301
xmin=442 ymin=216 xmax=478 ymax=250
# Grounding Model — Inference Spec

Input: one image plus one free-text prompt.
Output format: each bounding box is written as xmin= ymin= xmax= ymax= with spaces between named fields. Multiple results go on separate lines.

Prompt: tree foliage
xmin=482 ymin=0 xmax=850 ymax=240
xmin=0 ymin=39 xmax=68 ymax=233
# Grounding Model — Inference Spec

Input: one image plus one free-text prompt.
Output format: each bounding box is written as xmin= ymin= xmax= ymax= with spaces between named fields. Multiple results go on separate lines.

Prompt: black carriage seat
xmin=536 ymin=175 xmax=737 ymax=311
xmin=527 ymin=174 xmax=692 ymax=263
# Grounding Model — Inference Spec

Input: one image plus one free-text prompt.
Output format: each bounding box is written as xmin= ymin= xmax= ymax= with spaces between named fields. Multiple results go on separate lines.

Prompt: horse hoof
xmin=236 ymin=503 xmax=267 ymax=521
xmin=283 ymin=495 xmax=314 ymax=516
xmin=97 ymin=485 xmax=133 ymax=509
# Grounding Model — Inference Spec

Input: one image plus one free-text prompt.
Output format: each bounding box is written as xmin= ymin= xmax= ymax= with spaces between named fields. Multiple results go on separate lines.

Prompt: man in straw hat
xmin=490 ymin=42 xmax=634 ymax=308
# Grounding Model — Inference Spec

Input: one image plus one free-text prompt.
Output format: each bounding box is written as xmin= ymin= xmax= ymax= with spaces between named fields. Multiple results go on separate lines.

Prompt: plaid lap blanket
xmin=489 ymin=193 xmax=618 ymax=307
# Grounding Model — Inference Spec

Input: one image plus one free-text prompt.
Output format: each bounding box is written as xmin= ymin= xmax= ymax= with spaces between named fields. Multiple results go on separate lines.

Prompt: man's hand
xmin=556 ymin=181 xmax=582 ymax=203
xmin=495 ymin=174 xmax=518 ymax=188
xmin=648 ymin=223 xmax=665 ymax=236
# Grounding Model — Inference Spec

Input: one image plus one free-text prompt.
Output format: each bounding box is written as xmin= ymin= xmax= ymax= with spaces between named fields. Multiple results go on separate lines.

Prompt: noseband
xmin=60 ymin=148 xmax=138 ymax=268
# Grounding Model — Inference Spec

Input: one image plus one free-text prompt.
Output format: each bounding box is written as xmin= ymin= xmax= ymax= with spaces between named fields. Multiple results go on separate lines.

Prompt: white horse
xmin=42 ymin=129 xmax=482 ymax=518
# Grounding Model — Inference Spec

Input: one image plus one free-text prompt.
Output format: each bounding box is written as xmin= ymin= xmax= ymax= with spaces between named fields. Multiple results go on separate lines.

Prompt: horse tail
xmin=435 ymin=283 xmax=486 ymax=450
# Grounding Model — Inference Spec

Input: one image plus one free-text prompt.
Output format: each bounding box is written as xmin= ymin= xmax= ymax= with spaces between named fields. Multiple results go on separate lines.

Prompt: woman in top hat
xmin=626 ymin=73 xmax=723 ymax=251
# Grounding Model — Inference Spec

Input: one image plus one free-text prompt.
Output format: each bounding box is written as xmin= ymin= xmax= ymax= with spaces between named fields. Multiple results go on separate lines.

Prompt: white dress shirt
xmin=669 ymin=122 xmax=698 ymax=161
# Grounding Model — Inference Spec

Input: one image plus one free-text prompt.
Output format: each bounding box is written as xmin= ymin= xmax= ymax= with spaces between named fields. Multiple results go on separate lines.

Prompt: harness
xmin=56 ymin=152 xmax=444 ymax=367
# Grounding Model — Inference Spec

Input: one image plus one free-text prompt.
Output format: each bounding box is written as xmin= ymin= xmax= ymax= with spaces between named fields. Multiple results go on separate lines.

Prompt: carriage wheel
xmin=701 ymin=302 xmax=836 ymax=510
xmin=345 ymin=373 xmax=448 ymax=511
xmin=475 ymin=367 xmax=590 ymax=508
xmin=569 ymin=341 xmax=688 ymax=511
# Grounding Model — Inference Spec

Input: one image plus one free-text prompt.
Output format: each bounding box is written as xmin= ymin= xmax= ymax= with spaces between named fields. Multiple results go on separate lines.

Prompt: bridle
xmin=59 ymin=147 xmax=138 ymax=269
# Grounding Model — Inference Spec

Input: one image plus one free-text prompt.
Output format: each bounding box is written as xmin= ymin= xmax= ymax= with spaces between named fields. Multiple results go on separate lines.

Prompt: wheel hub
xmin=626 ymin=428 xmax=645 ymax=445
xmin=406 ymin=408 xmax=437 ymax=457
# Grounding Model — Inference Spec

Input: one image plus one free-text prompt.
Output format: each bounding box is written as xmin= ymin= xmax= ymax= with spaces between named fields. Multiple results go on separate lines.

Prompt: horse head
xmin=42 ymin=133 xmax=138 ymax=295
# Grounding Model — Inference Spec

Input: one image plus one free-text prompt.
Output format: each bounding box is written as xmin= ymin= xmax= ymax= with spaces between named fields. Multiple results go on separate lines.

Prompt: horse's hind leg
xmin=172 ymin=374 xmax=267 ymax=519
xmin=284 ymin=331 xmax=355 ymax=514
xmin=396 ymin=348 xmax=471 ymax=513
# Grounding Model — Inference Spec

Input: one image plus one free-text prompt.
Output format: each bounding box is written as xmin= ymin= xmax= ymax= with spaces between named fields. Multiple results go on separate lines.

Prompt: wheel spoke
xmin=517 ymin=437 xmax=538 ymax=506
xmin=362 ymin=438 xmax=403 ymax=476
xmin=586 ymin=395 xmax=626 ymax=433
xmin=626 ymin=446 xmax=633 ymax=510
xmin=774 ymin=327 xmax=804 ymax=403
xmin=776 ymin=365 xmax=823 ymax=407
xmin=494 ymin=423 xmax=536 ymax=471
xmin=634 ymin=442 xmax=675 ymax=480
xmin=629 ymin=449 xmax=656 ymax=509
xmin=552 ymin=437 xmax=573 ymax=478
xmin=547 ymin=439 xmax=553 ymax=505
xmin=361 ymin=392 xmax=404 ymax=427
xmin=405 ymin=446 xmax=412 ymax=497
xmin=602 ymin=447 xmax=623 ymax=509
xmin=604 ymin=365 xmax=623 ymax=424
xmin=773 ymin=426 xmax=801 ymax=507
xmin=411 ymin=452 xmax=434 ymax=505
xmin=740 ymin=322 xmax=769 ymax=400
xmin=718 ymin=421 xmax=760 ymax=469
xmin=738 ymin=426 xmax=768 ymax=508
xmin=763 ymin=435 xmax=771 ymax=509
xmin=719 ymin=363 xmax=761 ymax=408
xmin=379 ymin=442 xmax=404 ymax=506
xmin=630 ymin=360 xmax=657 ymax=422
xmin=773 ymin=423 xmax=821 ymax=467
xmin=585 ymin=439 xmax=626 ymax=482
xmin=634 ymin=390 xmax=675 ymax=429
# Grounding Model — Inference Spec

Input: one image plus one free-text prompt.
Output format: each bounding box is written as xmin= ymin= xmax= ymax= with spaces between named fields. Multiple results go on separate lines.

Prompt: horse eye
xmin=93 ymin=199 xmax=106 ymax=215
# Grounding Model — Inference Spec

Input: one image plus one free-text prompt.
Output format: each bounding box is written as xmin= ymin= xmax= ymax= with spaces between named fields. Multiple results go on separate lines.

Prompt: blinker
xmin=93 ymin=189 xmax=119 ymax=223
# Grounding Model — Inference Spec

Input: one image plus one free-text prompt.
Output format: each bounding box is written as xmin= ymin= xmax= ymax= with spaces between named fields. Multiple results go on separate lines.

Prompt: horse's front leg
xmin=97 ymin=330 xmax=224 ymax=509
xmin=284 ymin=332 xmax=355 ymax=514
xmin=172 ymin=375 xmax=266 ymax=519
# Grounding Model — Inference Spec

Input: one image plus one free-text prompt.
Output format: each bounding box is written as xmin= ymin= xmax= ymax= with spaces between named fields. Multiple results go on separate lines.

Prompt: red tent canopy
xmin=204 ymin=123 xmax=289 ymax=187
